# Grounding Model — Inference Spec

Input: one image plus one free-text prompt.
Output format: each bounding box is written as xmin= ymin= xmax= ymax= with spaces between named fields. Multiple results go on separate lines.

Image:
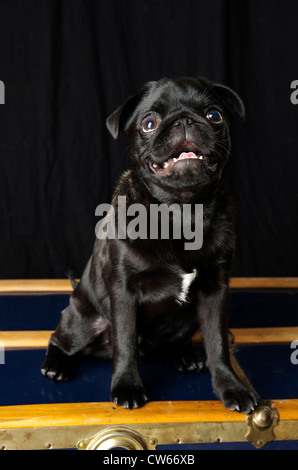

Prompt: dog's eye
xmin=142 ymin=116 xmax=161 ymax=133
xmin=206 ymin=109 xmax=223 ymax=123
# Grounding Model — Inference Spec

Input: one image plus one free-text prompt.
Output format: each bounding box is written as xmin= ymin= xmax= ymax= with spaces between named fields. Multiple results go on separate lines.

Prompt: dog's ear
xmin=197 ymin=77 xmax=245 ymax=121
xmin=106 ymin=92 xmax=144 ymax=140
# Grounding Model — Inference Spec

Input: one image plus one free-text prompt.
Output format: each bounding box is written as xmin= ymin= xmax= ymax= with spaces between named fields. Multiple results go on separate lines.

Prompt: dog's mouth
xmin=149 ymin=145 xmax=218 ymax=176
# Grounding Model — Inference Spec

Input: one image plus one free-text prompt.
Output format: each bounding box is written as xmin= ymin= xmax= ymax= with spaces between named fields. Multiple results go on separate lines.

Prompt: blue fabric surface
xmin=1 ymin=289 xmax=297 ymax=330
xmin=1 ymin=343 xmax=297 ymax=406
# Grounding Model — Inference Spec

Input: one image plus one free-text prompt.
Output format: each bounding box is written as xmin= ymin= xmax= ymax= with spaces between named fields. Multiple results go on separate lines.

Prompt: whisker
xmin=214 ymin=148 xmax=233 ymax=171
xmin=216 ymin=142 xmax=231 ymax=156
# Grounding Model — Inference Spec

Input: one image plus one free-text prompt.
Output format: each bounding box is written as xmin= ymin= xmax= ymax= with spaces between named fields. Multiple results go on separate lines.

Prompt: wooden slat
xmin=1 ymin=327 xmax=298 ymax=348
xmin=0 ymin=279 xmax=74 ymax=293
xmin=0 ymin=331 xmax=53 ymax=348
xmin=0 ymin=399 xmax=297 ymax=430
xmin=0 ymin=279 xmax=73 ymax=293
xmin=0 ymin=278 xmax=298 ymax=293
xmin=230 ymin=327 xmax=298 ymax=343
xmin=229 ymin=277 xmax=298 ymax=288
xmin=0 ymin=401 xmax=250 ymax=429
xmin=194 ymin=327 xmax=298 ymax=344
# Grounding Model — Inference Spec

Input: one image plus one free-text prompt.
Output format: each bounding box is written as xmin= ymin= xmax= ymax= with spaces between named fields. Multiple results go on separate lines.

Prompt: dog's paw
xmin=221 ymin=387 xmax=259 ymax=414
xmin=174 ymin=344 xmax=205 ymax=373
xmin=41 ymin=345 xmax=74 ymax=382
xmin=111 ymin=384 xmax=149 ymax=409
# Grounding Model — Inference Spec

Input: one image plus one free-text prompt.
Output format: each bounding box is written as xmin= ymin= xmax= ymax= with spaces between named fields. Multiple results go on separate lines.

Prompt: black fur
xmin=41 ymin=77 xmax=258 ymax=413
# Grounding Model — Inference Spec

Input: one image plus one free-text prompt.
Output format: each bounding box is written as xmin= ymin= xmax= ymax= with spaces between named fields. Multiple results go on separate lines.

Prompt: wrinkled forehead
xmin=136 ymin=79 xmax=214 ymax=118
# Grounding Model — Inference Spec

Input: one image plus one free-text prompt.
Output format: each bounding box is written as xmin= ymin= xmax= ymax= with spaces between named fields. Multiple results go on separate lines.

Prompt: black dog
xmin=41 ymin=77 xmax=259 ymax=413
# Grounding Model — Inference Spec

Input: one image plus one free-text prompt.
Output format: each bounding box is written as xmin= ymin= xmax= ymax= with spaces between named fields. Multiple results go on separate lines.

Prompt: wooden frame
xmin=0 ymin=278 xmax=298 ymax=450
xmin=0 ymin=277 xmax=298 ymax=293
xmin=1 ymin=327 xmax=298 ymax=349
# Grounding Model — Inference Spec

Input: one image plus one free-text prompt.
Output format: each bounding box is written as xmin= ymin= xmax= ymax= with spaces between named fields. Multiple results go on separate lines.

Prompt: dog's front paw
xmin=221 ymin=387 xmax=259 ymax=414
xmin=213 ymin=369 xmax=259 ymax=414
xmin=111 ymin=383 xmax=149 ymax=409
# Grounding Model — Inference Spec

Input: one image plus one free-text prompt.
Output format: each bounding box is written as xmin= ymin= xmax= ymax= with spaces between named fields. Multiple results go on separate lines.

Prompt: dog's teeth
xmin=163 ymin=162 xmax=169 ymax=168
xmin=173 ymin=158 xmax=178 ymax=162
xmin=152 ymin=163 xmax=158 ymax=168
xmin=209 ymin=163 xmax=218 ymax=172
xmin=199 ymin=155 xmax=204 ymax=160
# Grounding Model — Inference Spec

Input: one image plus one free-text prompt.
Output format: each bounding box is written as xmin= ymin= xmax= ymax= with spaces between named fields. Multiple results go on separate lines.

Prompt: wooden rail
xmin=1 ymin=399 xmax=298 ymax=429
xmin=0 ymin=277 xmax=298 ymax=293
xmin=1 ymin=327 xmax=298 ymax=348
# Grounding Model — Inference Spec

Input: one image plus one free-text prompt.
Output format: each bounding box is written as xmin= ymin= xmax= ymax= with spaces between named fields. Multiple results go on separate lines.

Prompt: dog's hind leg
xmin=41 ymin=343 xmax=75 ymax=382
xmin=173 ymin=342 xmax=205 ymax=373
xmin=41 ymin=295 xmax=110 ymax=381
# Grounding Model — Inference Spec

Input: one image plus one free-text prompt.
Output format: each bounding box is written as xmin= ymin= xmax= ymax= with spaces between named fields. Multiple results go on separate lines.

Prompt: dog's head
xmin=107 ymin=77 xmax=244 ymax=202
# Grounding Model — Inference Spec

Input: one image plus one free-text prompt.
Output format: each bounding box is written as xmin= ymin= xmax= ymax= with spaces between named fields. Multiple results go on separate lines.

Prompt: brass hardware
xmin=77 ymin=426 xmax=155 ymax=450
xmin=1 ymin=411 xmax=298 ymax=450
xmin=253 ymin=406 xmax=273 ymax=428
xmin=228 ymin=332 xmax=280 ymax=448
xmin=246 ymin=403 xmax=279 ymax=448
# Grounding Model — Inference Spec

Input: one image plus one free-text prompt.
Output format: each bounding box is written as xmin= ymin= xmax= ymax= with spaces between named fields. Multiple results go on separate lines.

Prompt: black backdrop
xmin=0 ymin=0 xmax=297 ymax=278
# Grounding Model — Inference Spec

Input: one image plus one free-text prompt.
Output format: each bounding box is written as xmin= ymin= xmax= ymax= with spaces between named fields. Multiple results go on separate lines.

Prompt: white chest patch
xmin=177 ymin=268 xmax=198 ymax=304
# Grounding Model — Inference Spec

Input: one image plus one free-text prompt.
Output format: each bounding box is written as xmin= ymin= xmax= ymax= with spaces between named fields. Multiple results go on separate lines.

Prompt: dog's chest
xmin=178 ymin=269 xmax=198 ymax=303
xmin=128 ymin=267 xmax=198 ymax=306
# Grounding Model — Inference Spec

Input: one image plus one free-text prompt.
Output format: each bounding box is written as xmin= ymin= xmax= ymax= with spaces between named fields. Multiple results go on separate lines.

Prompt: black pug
xmin=41 ymin=77 xmax=259 ymax=414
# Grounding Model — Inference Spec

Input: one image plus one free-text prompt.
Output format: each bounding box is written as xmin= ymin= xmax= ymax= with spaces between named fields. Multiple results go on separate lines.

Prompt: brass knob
xmin=252 ymin=406 xmax=272 ymax=429
xmin=77 ymin=427 xmax=149 ymax=450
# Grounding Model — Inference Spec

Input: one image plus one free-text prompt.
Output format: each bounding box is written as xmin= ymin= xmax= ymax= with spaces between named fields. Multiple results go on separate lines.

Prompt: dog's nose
xmin=172 ymin=117 xmax=195 ymax=127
